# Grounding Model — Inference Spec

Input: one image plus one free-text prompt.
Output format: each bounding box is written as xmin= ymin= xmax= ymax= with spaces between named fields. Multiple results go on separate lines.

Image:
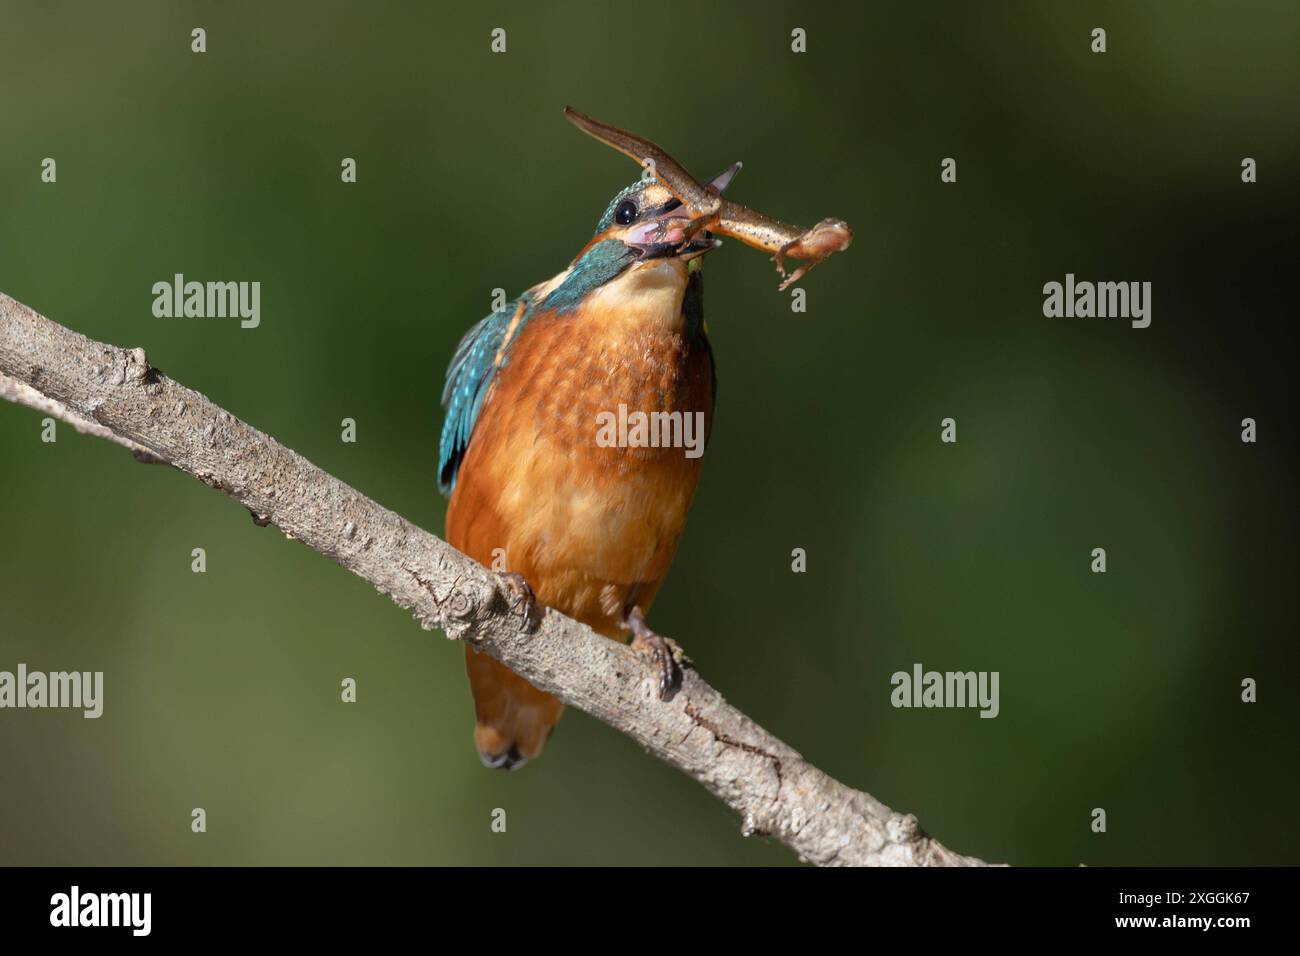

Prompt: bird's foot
xmin=499 ymin=572 xmax=538 ymax=633
xmin=626 ymin=607 xmax=685 ymax=701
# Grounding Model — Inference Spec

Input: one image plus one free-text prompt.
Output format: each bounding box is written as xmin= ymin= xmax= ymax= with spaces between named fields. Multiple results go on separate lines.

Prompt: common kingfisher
xmin=438 ymin=109 xmax=851 ymax=769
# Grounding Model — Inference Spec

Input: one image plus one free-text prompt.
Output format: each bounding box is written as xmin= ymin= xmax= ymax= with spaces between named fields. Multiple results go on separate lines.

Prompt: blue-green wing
xmin=437 ymin=296 xmax=529 ymax=495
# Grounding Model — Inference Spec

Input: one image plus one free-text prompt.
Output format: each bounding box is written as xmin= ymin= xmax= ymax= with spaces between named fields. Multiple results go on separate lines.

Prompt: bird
xmin=437 ymin=161 xmax=742 ymax=770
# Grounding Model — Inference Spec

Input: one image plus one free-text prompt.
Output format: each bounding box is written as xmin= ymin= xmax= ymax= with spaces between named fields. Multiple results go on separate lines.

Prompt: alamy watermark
xmin=50 ymin=886 xmax=150 ymax=936
xmin=891 ymin=663 xmax=999 ymax=718
xmin=1043 ymin=273 xmax=1151 ymax=329
xmin=152 ymin=274 xmax=261 ymax=328
xmin=594 ymin=403 xmax=706 ymax=459
xmin=0 ymin=663 xmax=103 ymax=718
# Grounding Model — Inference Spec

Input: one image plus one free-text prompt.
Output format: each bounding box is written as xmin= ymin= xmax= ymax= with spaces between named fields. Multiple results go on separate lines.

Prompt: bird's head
xmin=537 ymin=165 xmax=740 ymax=316
xmin=587 ymin=164 xmax=741 ymax=264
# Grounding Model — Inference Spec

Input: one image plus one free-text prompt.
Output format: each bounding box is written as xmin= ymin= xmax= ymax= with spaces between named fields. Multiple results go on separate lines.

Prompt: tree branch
xmin=0 ymin=291 xmax=993 ymax=867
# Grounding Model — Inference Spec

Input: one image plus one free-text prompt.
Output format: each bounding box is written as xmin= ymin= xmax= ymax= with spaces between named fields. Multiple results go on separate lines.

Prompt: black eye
xmin=615 ymin=200 xmax=638 ymax=225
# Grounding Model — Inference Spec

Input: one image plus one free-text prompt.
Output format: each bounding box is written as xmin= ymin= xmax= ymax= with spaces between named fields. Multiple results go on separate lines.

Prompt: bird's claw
xmin=634 ymin=633 xmax=682 ymax=701
xmin=627 ymin=612 xmax=684 ymax=701
xmin=500 ymin=572 xmax=538 ymax=634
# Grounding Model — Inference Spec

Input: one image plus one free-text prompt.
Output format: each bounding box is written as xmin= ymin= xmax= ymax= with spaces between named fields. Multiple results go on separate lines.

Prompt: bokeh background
xmin=2 ymin=1 xmax=1297 ymax=866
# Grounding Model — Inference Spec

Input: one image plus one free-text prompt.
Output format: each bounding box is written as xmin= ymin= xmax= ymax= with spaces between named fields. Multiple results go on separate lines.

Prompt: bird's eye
xmin=615 ymin=200 xmax=638 ymax=225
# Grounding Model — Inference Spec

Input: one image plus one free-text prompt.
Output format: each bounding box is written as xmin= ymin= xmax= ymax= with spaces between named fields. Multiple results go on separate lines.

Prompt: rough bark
xmin=0 ymin=291 xmax=994 ymax=867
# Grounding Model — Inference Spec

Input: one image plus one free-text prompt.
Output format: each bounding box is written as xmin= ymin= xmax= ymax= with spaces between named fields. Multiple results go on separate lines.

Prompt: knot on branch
xmin=123 ymin=347 xmax=150 ymax=384
xmin=431 ymin=573 xmax=498 ymax=642
xmin=886 ymin=812 xmax=923 ymax=845
xmin=447 ymin=586 xmax=476 ymax=620
xmin=97 ymin=346 xmax=151 ymax=388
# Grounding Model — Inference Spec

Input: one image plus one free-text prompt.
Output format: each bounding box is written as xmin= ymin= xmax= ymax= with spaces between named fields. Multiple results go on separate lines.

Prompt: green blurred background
xmin=2 ymin=1 xmax=1297 ymax=866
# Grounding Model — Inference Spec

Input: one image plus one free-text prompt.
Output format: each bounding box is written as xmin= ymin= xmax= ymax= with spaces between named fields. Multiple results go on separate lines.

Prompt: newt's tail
xmin=464 ymin=646 xmax=564 ymax=770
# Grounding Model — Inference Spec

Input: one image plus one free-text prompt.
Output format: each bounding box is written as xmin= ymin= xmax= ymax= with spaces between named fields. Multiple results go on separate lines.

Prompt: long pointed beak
xmin=707 ymin=162 xmax=742 ymax=195
xmin=624 ymin=204 xmax=722 ymax=259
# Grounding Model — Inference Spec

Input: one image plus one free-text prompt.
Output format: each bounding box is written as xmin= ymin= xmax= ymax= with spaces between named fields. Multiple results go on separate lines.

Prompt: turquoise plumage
xmin=437 ymin=294 xmax=529 ymax=494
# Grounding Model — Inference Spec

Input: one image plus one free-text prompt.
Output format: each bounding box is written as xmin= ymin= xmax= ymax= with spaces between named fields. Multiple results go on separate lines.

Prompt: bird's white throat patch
xmin=590 ymin=257 xmax=690 ymax=333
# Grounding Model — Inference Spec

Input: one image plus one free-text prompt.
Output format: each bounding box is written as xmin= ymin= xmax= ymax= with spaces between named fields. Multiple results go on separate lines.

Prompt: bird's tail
xmin=464 ymin=645 xmax=564 ymax=770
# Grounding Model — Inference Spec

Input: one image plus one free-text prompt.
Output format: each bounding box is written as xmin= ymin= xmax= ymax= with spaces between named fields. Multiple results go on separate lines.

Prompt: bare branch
xmin=0 ymin=370 xmax=162 ymax=462
xmin=0 ymin=291 xmax=994 ymax=867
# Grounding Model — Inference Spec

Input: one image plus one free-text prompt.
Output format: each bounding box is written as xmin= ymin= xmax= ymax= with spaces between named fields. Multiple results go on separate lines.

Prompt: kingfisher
xmin=438 ymin=109 xmax=851 ymax=769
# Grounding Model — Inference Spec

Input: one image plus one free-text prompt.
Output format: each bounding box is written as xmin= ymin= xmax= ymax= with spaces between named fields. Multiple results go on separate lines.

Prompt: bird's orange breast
xmin=446 ymin=257 xmax=714 ymax=637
